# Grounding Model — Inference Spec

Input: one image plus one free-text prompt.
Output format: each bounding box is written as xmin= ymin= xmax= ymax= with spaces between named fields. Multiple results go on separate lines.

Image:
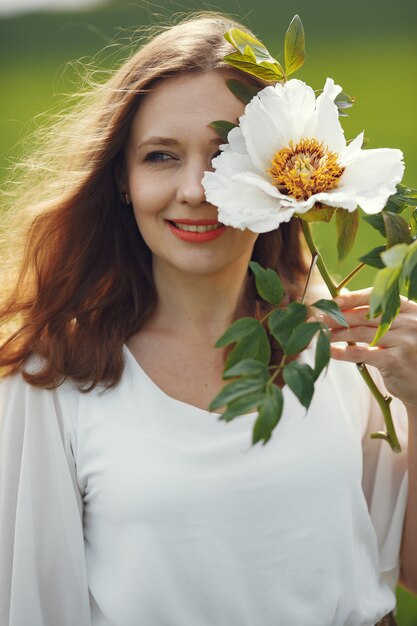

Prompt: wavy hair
xmin=0 ymin=11 xmax=309 ymax=390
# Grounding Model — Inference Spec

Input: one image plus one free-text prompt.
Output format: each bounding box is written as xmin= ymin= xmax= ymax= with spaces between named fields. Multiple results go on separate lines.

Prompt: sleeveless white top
xmin=0 ymin=345 xmax=409 ymax=626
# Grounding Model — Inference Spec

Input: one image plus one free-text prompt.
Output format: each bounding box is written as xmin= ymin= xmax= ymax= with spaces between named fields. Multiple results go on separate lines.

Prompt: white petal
xmin=340 ymin=131 xmax=364 ymax=167
xmin=240 ymin=92 xmax=289 ymax=171
xmin=259 ymin=80 xmax=317 ymax=142
xmin=233 ymin=171 xmax=291 ymax=200
xmin=294 ymin=190 xmax=359 ymax=213
xmin=338 ymin=148 xmax=404 ymax=213
xmin=202 ymin=171 xmax=294 ymax=233
xmin=210 ymin=151 xmax=254 ymax=178
xmin=222 ymin=126 xmax=247 ymax=154
xmin=316 ymin=77 xmax=343 ymax=106
xmin=314 ymin=88 xmax=346 ymax=154
xmin=240 ymin=80 xmax=317 ymax=172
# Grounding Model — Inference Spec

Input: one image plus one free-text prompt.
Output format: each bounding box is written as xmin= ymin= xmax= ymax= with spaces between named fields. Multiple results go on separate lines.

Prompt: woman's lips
xmin=166 ymin=219 xmax=227 ymax=243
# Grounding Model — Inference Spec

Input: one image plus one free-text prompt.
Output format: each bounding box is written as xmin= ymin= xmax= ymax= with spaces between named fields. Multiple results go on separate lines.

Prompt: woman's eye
xmin=144 ymin=151 xmax=175 ymax=163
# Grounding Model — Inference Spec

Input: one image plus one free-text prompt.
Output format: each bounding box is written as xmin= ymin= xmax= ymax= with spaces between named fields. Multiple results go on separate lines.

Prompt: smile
xmin=166 ymin=219 xmax=227 ymax=243
xmin=171 ymin=221 xmax=223 ymax=232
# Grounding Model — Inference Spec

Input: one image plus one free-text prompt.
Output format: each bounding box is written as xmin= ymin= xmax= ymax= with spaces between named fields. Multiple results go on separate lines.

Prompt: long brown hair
xmin=0 ymin=11 xmax=308 ymax=391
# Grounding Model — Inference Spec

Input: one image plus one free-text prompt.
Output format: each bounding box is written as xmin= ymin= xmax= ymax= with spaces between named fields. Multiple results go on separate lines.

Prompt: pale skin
xmin=120 ymin=70 xmax=417 ymax=593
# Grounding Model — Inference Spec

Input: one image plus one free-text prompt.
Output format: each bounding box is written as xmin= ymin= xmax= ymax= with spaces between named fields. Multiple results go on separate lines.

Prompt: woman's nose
xmin=175 ymin=162 xmax=207 ymax=208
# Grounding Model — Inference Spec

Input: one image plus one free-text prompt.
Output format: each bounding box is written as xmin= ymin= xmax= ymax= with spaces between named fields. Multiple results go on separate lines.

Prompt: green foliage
xmin=223 ymin=359 xmax=269 ymax=379
xmin=312 ymin=299 xmax=348 ymax=327
xmin=215 ymin=317 xmax=261 ymax=347
xmin=250 ymin=261 xmax=284 ymax=304
xmin=223 ymin=28 xmax=284 ymax=81
xmin=268 ymin=301 xmax=307 ymax=347
xmin=334 ymin=91 xmax=356 ymax=117
xmin=383 ymin=211 xmax=412 ymax=247
xmin=284 ymin=15 xmax=305 ymax=76
xmin=410 ymin=208 xmax=417 ymax=236
xmin=214 ymin=316 xmax=271 ymax=370
xmin=223 ymin=15 xmax=306 ymax=83
xmin=358 ymin=245 xmax=386 ymax=269
xmin=283 ymin=361 xmax=315 ymax=409
xmin=226 ymin=79 xmax=259 ymax=105
xmin=209 ymin=376 xmax=267 ymax=411
xmin=285 ymin=322 xmax=322 ymax=356
xmin=208 ymin=120 xmax=237 ymax=142
xmin=297 ymin=205 xmax=335 ymax=222
xmin=336 ymin=208 xmax=359 ymax=261
xmin=253 ymin=385 xmax=283 ymax=444
xmin=213 ymin=263 xmax=335 ymax=442
xmin=314 ymin=329 xmax=331 ymax=380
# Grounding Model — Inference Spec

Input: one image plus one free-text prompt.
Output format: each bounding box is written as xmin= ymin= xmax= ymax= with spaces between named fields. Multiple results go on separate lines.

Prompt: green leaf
xmin=311 ymin=299 xmax=349 ymax=327
xmin=225 ymin=28 xmax=278 ymax=64
xmin=402 ymin=239 xmax=417 ymax=280
xmin=283 ymin=361 xmax=315 ymax=409
xmin=285 ymin=322 xmax=322 ymax=356
xmin=225 ymin=325 xmax=271 ymax=369
xmin=218 ymin=391 xmax=265 ymax=422
xmin=407 ymin=264 xmax=417 ymax=301
xmin=268 ymin=302 xmax=307 ymax=347
xmin=335 ymin=208 xmax=359 ymax=261
xmin=358 ymin=245 xmax=386 ymax=269
xmin=284 ymin=15 xmax=305 ymax=76
xmin=250 ymin=261 xmax=284 ymax=305
xmin=209 ymin=120 xmax=237 ymax=143
xmin=382 ymin=211 xmax=412 ymax=247
xmin=381 ymin=243 xmax=408 ymax=268
xmin=209 ymin=377 xmax=266 ymax=411
xmin=296 ymin=204 xmax=335 ymax=222
xmin=395 ymin=184 xmax=417 ymax=207
xmin=385 ymin=195 xmax=409 ymax=214
xmin=226 ymin=79 xmax=259 ymax=105
xmin=223 ymin=52 xmax=283 ymax=81
xmin=363 ymin=214 xmax=385 ymax=237
xmin=223 ymin=358 xmax=268 ymax=379
xmin=314 ymin=329 xmax=331 ymax=381
xmin=252 ymin=385 xmax=283 ymax=445
xmin=371 ymin=280 xmax=400 ymax=345
xmin=334 ymin=91 xmax=356 ymax=115
xmin=410 ymin=209 xmax=417 ymax=236
xmin=369 ymin=266 xmax=401 ymax=318
xmin=215 ymin=317 xmax=261 ymax=347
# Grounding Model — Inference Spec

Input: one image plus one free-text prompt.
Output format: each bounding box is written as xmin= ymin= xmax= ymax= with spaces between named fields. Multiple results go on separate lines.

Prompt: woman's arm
xmin=0 ymin=374 xmax=91 ymax=626
xmin=327 ymin=289 xmax=417 ymax=593
xmin=399 ymin=408 xmax=417 ymax=593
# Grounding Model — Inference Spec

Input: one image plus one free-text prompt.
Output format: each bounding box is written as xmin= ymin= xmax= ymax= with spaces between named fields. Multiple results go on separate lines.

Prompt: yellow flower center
xmin=268 ymin=138 xmax=345 ymax=200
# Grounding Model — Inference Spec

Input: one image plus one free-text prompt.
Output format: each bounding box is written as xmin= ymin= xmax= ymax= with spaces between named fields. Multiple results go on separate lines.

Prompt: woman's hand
xmin=322 ymin=289 xmax=417 ymax=412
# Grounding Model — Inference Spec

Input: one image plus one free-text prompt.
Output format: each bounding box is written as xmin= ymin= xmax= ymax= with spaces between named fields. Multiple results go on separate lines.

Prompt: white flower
xmin=202 ymin=78 xmax=404 ymax=233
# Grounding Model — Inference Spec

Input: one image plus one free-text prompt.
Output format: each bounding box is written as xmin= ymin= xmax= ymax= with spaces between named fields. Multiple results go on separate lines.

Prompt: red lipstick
xmin=166 ymin=219 xmax=227 ymax=243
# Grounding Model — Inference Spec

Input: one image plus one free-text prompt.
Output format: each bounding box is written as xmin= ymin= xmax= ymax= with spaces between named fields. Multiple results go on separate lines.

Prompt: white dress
xmin=0 ymin=345 xmax=409 ymax=626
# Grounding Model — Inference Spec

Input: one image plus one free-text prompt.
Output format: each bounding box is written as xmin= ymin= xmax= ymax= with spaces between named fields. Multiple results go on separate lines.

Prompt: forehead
xmin=130 ymin=71 xmax=246 ymax=140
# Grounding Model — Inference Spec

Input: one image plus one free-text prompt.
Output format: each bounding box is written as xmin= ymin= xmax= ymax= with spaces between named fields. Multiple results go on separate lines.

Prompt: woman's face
xmin=121 ymin=71 xmax=258 ymax=279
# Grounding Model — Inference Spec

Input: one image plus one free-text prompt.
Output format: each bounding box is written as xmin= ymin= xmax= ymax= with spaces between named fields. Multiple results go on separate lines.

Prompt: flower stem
xmin=357 ymin=363 xmax=401 ymax=453
xmin=336 ymin=262 xmax=366 ymax=292
xmin=300 ymin=219 xmax=401 ymax=453
xmin=300 ymin=220 xmax=338 ymax=297
xmin=301 ymin=253 xmax=318 ymax=304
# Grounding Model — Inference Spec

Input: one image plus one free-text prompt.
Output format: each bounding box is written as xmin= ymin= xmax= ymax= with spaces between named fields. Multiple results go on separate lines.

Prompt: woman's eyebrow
xmin=137 ymin=136 xmax=222 ymax=150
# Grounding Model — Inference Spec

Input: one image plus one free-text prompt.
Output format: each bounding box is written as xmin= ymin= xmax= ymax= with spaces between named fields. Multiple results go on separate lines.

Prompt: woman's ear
xmin=114 ymin=159 xmax=131 ymax=204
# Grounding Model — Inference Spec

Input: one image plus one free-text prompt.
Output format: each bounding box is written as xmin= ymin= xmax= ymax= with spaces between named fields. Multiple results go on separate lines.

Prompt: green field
xmin=1 ymin=0 xmax=417 ymax=621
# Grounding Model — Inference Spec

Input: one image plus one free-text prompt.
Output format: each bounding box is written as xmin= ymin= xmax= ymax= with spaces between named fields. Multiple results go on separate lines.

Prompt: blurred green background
xmin=1 ymin=0 xmax=416 ymax=622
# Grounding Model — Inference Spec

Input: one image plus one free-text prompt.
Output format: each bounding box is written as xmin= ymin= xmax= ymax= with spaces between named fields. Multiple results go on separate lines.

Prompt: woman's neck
xmin=149 ymin=258 xmax=251 ymax=342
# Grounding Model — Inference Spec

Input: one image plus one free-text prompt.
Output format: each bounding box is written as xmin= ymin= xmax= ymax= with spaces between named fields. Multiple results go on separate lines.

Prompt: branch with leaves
xmin=202 ymin=15 xmax=417 ymax=452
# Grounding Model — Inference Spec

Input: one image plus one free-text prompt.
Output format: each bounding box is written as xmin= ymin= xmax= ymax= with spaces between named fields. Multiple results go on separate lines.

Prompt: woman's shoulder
xmin=0 ymin=360 xmax=82 ymax=441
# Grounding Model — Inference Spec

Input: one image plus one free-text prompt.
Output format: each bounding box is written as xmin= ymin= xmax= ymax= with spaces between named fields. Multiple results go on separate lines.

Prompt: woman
xmin=0 ymin=12 xmax=416 ymax=626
